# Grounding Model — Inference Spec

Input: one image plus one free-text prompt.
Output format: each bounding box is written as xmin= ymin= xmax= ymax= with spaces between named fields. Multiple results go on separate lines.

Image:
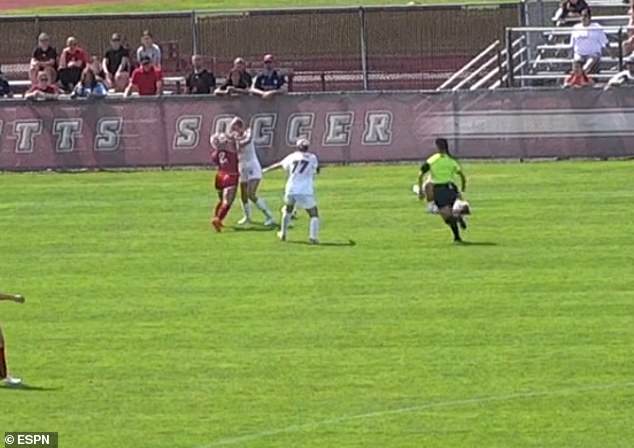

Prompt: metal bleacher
xmin=440 ymin=0 xmax=631 ymax=90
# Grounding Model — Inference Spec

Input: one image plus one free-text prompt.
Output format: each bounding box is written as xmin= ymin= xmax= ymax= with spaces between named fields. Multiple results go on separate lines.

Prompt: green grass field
xmin=1 ymin=161 xmax=633 ymax=447
xmin=10 ymin=0 xmax=512 ymax=15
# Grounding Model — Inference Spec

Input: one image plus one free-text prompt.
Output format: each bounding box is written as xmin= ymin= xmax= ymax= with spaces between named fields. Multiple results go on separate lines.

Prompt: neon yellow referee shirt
xmin=425 ymin=153 xmax=461 ymax=184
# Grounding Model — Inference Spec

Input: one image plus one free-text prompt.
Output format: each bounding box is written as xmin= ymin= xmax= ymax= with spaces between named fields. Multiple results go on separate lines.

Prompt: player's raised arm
xmin=262 ymin=161 xmax=283 ymax=173
xmin=0 ymin=292 xmax=25 ymax=303
xmin=236 ymin=127 xmax=252 ymax=147
xmin=418 ymin=162 xmax=430 ymax=200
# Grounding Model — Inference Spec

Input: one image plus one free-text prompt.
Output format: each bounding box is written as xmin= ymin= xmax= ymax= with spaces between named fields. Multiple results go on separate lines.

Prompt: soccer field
xmin=9 ymin=0 xmax=513 ymax=15
xmin=1 ymin=161 xmax=633 ymax=447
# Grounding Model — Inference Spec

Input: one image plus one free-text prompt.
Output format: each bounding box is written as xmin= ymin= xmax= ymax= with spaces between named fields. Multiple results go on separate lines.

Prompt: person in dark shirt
xmin=554 ymin=0 xmax=590 ymax=25
xmin=186 ymin=54 xmax=216 ymax=94
xmin=0 ymin=66 xmax=11 ymax=98
xmin=253 ymin=54 xmax=286 ymax=94
xmin=215 ymin=68 xmax=251 ymax=96
xmin=30 ymin=33 xmax=57 ymax=85
xmin=102 ymin=33 xmax=131 ymax=92
xmin=233 ymin=57 xmax=253 ymax=87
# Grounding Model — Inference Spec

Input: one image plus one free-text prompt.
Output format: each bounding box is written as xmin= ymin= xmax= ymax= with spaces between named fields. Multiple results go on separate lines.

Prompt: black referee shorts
xmin=433 ymin=183 xmax=459 ymax=209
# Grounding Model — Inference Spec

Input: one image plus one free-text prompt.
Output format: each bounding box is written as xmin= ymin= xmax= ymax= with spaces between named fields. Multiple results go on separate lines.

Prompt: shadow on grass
xmin=287 ymin=239 xmax=357 ymax=247
xmin=229 ymin=225 xmax=278 ymax=233
xmin=456 ymin=241 xmax=498 ymax=247
xmin=0 ymin=384 xmax=59 ymax=392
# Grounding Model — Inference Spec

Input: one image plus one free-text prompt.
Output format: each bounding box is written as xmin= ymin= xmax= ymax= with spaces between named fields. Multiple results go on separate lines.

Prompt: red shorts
xmin=215 ymin=172 xmax=239 ymax=191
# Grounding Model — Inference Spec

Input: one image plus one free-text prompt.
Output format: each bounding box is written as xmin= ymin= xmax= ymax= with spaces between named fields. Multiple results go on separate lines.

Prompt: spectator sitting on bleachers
xmin=570 ymin=10 xmax=608 ymax=73
xmin=71 ymin=68 xmax=108 ymax=99
xmin=215 ymin=68 xmax=251 ymax=96
xmin=605 ymin=55 xmax=634 ymax=88
xmin=89 ymin=56 xmax=107 ymax=81
xmin=253 ymin=54 xmax=286 ymax=94
xmin=24 ymin=71 xmax=59 ymax=100
xmin=215 ymin=68 xmax=273 ymax=98
xmin=0 ymin=67 xmax=11 ymax=98
xmin=103 ymin=33 xmax=131 ymax=92
xmin=563 ymin=60 xmax=593 ymax=87
xmin=186 ymin=54 xmax=216 ymax=94
xmin=554 ymin=0 xmax=590 ymax=26
xmin=623 ymin=1 xmax=634 ymax=54
xmin=124 ymin=55 xmax=163 ymax=97
xmin=30 ymin=33 xmax=57 ymax=86
xmin=136 ymin=30 xmax=161 ymax=69
xmin=58 ymin=36 xmax=90 ymax=93
xmin=233 ymin=57 xmax=253 ymax=87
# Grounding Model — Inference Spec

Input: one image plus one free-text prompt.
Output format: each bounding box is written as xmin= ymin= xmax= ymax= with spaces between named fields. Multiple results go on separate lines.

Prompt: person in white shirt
xmin=229 ymin=116 xmax=275 ymax=226
xmin=263 ymin=139 xmax=320 ymax=244
xmin=136 ymin=30 xmax=162 ymax=69
xmin=605 ymin=55 xmax=634 ymax=89
xmin=570 ymin=10 xmax=608 ymax=73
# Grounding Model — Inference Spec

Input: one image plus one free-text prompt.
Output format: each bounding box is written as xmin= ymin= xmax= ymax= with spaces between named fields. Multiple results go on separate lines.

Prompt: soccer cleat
xmin=276 ymin=231 xmax=286 ymax=241
xmin=263 ymin=218 xmax=276 ymax=227
xmin=211 ymin=217 xmax=223 ymax=233
xmin=237 ymin=216 xmax=251 ymax=225
xmin=309 ymin=238 xmax=319 ymax=245
xmin=3 ymin=376 xmax=22 ymax=387
xmin=453 ymin=237 xmax=464 ymax=244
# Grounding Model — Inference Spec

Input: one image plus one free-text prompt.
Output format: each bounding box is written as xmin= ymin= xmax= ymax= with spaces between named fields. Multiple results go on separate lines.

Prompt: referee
xmin=418 ymin=138 xmax=467 ymax=243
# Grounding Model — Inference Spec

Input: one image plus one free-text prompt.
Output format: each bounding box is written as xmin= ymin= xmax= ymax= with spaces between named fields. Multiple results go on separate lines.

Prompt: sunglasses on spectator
xmin=39 ymin=77 xmax=49 ymax=82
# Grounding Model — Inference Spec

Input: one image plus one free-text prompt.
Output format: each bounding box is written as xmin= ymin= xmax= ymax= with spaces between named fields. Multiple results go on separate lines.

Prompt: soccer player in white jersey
xmin=229 ymin=117 xmax=275 ymax=226
xmin=1 ymin=291 xmax=25 ymax=386
xmin=263 ymin=139 xmax=320 ymax=244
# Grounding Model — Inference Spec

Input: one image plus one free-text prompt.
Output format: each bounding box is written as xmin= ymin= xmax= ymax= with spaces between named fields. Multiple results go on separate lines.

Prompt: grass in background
xmin=9 ymin=0 xmax=513 ymax=15
xmin=1 ymin=161 xmax=633 ymax=447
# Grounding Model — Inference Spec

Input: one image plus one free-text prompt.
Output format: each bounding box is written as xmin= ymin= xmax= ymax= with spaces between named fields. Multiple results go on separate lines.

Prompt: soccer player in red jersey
xmin=210 ymin=132 xmax=240 ymax=232
xmin=0 ymin=291 xmax=25 ymax=386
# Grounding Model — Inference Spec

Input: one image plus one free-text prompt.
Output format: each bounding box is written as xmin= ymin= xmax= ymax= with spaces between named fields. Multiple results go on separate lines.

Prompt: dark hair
xmin=435 ymin=138 xmax=449 ymax=153
xmin=80 ymin=67 xmax=97 ymax=87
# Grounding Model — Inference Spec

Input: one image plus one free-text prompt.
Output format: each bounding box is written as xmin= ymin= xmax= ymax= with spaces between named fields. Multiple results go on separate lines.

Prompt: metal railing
xmin=439 ymin=35 xmax=526 ymax=90
xmin=506 ymin=25 xmax=632 ymax=86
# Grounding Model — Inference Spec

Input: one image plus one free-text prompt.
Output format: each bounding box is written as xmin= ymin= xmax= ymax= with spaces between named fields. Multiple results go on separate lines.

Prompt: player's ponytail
xmin=435 ymin=138 xmax=450 ymax=155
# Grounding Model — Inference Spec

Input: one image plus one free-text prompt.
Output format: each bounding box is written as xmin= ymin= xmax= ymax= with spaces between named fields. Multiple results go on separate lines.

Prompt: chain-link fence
xmin=0 ymin=4 xmax=523 ymax=90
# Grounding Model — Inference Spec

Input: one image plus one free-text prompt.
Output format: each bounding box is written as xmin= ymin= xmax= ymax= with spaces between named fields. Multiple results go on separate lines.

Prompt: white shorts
xmin=284 ymin=193 xmax=317 ymax=210
xmin=239 ymin=161 xmax=262 ymax=182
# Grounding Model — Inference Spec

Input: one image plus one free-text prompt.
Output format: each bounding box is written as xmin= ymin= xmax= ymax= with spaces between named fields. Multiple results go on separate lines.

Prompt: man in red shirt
xmin=58 ymin=36 xmax=90 ymax=92
xmin=210 ymin=132 xmax=240 ymax=232
xmin=25 ymin=71 xmax=59 ymax=100
xmin=124 ymin=56 xmax=163 ymax=97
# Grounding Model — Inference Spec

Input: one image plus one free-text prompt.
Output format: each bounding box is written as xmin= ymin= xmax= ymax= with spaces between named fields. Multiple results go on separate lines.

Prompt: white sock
xmin=241 ymin=201 xmax=252 ymax=220
xmin=255 ymin=197 xmax=273 ymax=219
xmin=281 ymin=209 xmax=291 ymax=237
xmin=309 ymin=217 xmax=320 ymax=241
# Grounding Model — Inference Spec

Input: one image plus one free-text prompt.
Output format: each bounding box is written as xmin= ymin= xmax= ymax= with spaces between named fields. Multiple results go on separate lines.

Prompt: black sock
xmin=445 ymin=218 xmax=461 ymax=241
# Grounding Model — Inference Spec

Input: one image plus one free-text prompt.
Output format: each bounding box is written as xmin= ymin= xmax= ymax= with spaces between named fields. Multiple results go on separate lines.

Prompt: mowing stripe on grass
xmin=203 ymin=381 xmax=634 ymax=447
